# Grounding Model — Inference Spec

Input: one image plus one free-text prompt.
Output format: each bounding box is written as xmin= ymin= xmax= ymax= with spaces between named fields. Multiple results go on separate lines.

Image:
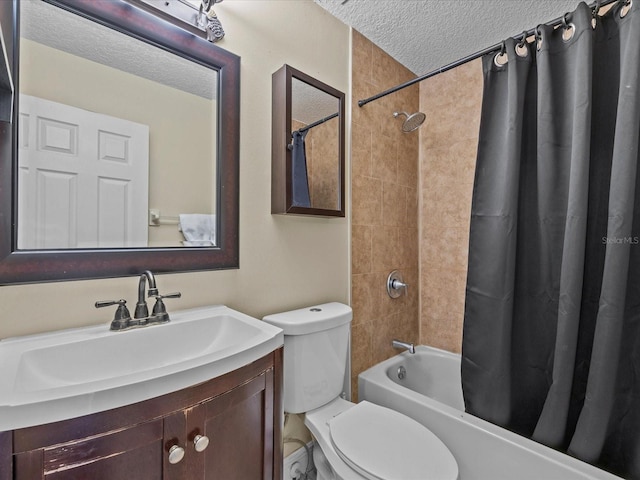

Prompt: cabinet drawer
xmin=14 ymin=420 xmax=163 ymax=480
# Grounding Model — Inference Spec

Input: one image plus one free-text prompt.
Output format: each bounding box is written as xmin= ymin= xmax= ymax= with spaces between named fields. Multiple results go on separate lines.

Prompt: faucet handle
xmin=152 ymin=292 xmax=181 ymax=322
xmin=387 ymin=270 xmax=408 ymax=298
xmin=95 ymin=299 xmax=131 ymax=330
xmin=391 ymin=279 xmax=408 ymax=292
xmin=95 ymin=299 xmax=130 ymax=318
xmin=158 ymin=292 xmax=182 ymax=300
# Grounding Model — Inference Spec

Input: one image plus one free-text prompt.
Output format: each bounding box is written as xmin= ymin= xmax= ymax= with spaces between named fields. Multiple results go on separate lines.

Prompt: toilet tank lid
xmin=262 ymin=302 xmax=352 ymax=335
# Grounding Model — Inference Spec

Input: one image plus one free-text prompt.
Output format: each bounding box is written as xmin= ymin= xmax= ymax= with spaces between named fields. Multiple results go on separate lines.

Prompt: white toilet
xmin=263 ymin=302 xmax=458 ymax=480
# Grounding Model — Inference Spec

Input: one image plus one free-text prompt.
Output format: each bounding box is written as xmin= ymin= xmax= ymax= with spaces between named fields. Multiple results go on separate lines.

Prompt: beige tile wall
xmin=290 ymin=118 xmax=340 ymax=210
xmin=307 ymin=118 xmax=340 ymax=210
xmin=418 ymin=59 xmax=483 ymax=353
xmin=350 ymin=30 xmax=420 ymax=401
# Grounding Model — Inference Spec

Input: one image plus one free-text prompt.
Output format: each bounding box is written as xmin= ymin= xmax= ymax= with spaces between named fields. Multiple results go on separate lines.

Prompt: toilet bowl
xmin=263 ymin=303 xmax=458 ymax=480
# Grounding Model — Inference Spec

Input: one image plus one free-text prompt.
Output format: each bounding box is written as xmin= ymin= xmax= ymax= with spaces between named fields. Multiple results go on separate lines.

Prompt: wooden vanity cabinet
xmin=5 ymin=349 xmax=283 ymax=480
xmin=0 ymin=431 xmax=12 ymax=480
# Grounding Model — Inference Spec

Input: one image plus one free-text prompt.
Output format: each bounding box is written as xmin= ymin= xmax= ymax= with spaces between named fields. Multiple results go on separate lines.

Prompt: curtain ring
xmin=517 ymin=31 xmax=528 ymax=47
xmin=535 ymin=25 xmax=544 ymax=50
xmin=494 ymin=41 xmax=508 ymax=67
xmin=515 ymin=31 xmax=529 ymax=57
xmin=592 ymin=1 xmax=600 ymax=28
xmin=561 ymin=13 xmax=575 ymax=42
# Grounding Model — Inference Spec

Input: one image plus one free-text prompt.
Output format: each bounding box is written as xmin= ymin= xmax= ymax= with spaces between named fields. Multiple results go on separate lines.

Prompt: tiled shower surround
xmin=419 ymin=59 xmax=483 ymax=354
xmin=350 ymin=30 xmax=420 ymax=400
xmin=350 ymin=30 xmax=483 ymax=400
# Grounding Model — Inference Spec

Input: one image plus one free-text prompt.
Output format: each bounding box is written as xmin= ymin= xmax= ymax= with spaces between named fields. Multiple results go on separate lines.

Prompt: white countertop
xmin=0 ymin=305 xmax=283 ymax=431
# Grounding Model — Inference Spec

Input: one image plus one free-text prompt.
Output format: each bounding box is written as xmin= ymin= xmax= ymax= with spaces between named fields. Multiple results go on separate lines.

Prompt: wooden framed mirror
xmin=271 ymin=64 xmax=345 ymax=217
xmin=0 ymin=0 xmax=240 ymax=284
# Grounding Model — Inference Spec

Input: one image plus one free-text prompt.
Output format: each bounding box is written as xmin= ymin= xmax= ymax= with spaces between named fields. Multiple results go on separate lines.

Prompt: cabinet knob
xmin=168 ymin=444 xmax=185 ymax=464
xmin=193 ymin=434 xmax=210 ymax=452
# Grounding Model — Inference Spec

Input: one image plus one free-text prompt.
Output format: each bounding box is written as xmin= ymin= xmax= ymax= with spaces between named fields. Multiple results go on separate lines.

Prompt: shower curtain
xmin=461 ymin=1 xmax=640 ymax=477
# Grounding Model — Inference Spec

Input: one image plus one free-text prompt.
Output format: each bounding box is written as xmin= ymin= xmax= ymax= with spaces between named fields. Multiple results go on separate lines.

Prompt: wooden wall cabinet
xmin=272 ymin=64 xmax=345 ymax=217
xmin=1 ymin=349 xmax=283 ymax=480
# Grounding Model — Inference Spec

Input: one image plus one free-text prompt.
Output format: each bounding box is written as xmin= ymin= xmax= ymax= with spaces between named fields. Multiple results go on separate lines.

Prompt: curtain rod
xmin=357 ymin=0 xmax=621 ymax=107
xmin=295 ymin=111 xmax=339 ymax=134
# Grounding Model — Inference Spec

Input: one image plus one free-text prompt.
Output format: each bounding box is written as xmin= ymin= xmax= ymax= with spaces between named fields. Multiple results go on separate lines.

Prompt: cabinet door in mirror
xmin=272 ymin=64 xmax=345 ymax=217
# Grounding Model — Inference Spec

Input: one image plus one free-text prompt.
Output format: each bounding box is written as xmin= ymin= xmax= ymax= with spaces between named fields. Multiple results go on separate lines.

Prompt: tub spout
xmin=392 ymin=339 xmax=415 ymax=354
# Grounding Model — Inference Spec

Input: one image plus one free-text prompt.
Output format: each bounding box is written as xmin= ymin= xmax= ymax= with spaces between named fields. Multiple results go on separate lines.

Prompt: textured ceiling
xmin=292 ymin=78 xmax=340 ymax=125
xmin=314 ymin=0 xmax=585 ymax=75
xmin=22 ymin=0 xmax=216 ymax=99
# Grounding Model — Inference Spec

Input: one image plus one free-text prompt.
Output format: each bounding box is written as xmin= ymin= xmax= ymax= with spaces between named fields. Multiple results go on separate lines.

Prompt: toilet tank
xmin=263 ymin=302 xmax=352 ymax=414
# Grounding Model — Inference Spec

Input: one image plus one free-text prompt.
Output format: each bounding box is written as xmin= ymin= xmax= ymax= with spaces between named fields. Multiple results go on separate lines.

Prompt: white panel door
xmin=18 ymin=95 xmax=149 ymax=249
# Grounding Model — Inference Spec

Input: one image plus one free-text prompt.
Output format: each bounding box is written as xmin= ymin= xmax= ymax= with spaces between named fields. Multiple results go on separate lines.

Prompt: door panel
xmin=205 ymin=393 xmax=265 ymax=480
xmin=202 ymin=374 xmax=268 ymax=480
xmin=18 ymin=94 xmax=149 ymax=248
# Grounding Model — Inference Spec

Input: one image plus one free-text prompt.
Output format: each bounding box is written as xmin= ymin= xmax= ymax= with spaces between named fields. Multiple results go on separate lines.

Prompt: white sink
xmin=0 ymin=305 xmax=283 ymax=431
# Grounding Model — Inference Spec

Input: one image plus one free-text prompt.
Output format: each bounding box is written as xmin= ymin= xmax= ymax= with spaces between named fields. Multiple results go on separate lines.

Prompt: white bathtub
xmin=358 ymin=346 xmax=622 ymax=480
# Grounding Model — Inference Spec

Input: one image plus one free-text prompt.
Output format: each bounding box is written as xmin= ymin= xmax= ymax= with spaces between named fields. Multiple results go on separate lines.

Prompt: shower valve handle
xmin=387 ymin=270 xmax=408 ymax=298
xmin=391 ymin=279 xmax=408 ymax=292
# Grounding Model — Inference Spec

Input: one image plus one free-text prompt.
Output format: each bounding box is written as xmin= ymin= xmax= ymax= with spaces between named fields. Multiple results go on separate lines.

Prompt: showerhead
xmin=393 ymin=111 xmax=426 ymax=133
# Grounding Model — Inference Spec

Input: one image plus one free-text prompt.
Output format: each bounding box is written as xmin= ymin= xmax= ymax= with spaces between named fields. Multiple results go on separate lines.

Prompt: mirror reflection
xmin=272 ymin=63 xmax=344 ymax=217
xmin=290 ymin=78 xmax=340 ymax=211
xmin=18 ymin=0 xmax=218 ymax=249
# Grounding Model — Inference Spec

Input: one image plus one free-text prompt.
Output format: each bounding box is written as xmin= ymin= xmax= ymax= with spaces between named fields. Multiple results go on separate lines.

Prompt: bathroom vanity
xmin=1 ymin=351 xmax=281 ymax=480
xmin=0 ymin=305 xmax=284 ymax=480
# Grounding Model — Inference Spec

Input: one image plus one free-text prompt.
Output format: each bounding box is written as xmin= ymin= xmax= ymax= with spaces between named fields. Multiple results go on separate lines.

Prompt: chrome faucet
xmin=392 ymin=339 xmax=415 ymax=354
xmin=95 ymin=299 xmax=131 ymax=331
xmin=134 ymin=270 xmax=159 ymax=320
xmin=95 ymin=270 xmax=181 ymax=331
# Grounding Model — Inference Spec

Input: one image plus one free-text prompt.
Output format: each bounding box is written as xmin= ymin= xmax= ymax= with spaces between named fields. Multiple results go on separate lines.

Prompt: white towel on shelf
xmin=179 ymin=214 xmax=216 ymax=246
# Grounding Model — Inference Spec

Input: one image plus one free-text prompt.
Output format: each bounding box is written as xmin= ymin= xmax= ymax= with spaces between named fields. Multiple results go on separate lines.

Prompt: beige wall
xmin=350 ymin=30 xmax=420 ymax=401
xmin=20 ymin=39 xmax=215 ymax=247
xmin=0 ymin=0 xmax=350 ymax=339
xmin=418 ymin=59 xmax=483 ymax=353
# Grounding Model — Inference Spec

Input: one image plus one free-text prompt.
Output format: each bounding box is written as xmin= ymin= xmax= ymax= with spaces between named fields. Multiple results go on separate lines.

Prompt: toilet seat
xmin=328 ymin=401 xmax=458 ymax=480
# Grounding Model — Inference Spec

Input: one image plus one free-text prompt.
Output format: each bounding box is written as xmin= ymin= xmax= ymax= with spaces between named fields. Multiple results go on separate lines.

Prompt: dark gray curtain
xmin=291 ymin=130 xmax=311 ymax=207
xmin=462 ymin=2 xmax=640 ymax=477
